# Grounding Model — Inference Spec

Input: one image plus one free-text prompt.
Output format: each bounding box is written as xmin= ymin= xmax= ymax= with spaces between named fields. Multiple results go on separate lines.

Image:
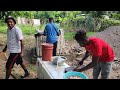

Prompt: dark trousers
xmin=53 ymin=41 xmax=57 ymax=56
xmin=6 ymin=53 xmax=23 ymax=70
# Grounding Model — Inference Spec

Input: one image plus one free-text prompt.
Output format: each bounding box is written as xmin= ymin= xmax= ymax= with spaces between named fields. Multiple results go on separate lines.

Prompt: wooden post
xmin=57 ymin=29 xmax=65 ymax=55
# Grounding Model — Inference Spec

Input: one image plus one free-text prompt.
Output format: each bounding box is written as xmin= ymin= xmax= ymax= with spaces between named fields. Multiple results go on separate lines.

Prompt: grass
xmin=0 ymin=25 xmax=7 ymax=34
xmin=64 ymin=32 xmax=75 ymax=40
xmin=0 ymin=24 xmax=41 ymax=35
xmin=18 ymin=25 xmax=38 ymax=35
xmin=87 ymin=32 xmax=96 ymax=36
xmin=0 ymin=24 xmax=96 ymax=40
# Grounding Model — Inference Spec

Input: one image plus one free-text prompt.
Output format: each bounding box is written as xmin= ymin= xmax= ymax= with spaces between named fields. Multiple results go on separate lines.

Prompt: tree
xmin=0 ymin=11 xmax=12 ymax=19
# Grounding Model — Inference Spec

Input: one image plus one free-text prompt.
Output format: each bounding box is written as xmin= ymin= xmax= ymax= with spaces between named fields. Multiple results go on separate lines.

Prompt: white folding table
xmin=36 ymin=57 xmax=70 ymax=79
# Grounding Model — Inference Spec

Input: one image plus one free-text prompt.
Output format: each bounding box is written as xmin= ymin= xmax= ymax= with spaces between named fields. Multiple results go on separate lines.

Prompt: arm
xmin=43 ymin=26 xmax=47 ymax=36
xmin=74 ymin=51 xmax=90 ymax=69
xmin=55 ymin=24 xmax=60 ymax=36
xmin=2 ymin=44 xmax=7 ymax=52
xmin=20 ymin=40 xmax=24 ymax=57
xmin=75 ymin=56 xmax=99 ymax=72
xmin=81 ymin=51 xmax=90 ymax=62
xmin=16 ymin=28 xmax=24 ymax=57
xmin=43 ymin=30 xmax=46 ymax=36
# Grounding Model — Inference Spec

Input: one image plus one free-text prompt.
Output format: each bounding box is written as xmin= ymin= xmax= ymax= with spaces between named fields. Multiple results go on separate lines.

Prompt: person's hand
xmin=73 ymin=68 xmax=79 ymax=71
xmin=64 ymin=67 xmax=75 ymax=73
xmin=73 ymin=68 xmax=82 ymax=72
xmin=20 ymin=52 xmax=24 ymax=58
xmin=2 ymin=48 xmax=7 ymax=52
xmin=78 ymin=60 xmax=84 ymax=65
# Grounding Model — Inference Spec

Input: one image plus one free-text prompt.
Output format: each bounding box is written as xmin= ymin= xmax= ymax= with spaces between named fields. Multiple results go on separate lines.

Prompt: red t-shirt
xmin=85 ymin=37 xmax=114 ymax=62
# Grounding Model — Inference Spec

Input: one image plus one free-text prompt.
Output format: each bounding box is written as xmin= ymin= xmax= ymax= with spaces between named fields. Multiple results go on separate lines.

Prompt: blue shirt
xmin=43 ymin=22 xmax=59 ymax=44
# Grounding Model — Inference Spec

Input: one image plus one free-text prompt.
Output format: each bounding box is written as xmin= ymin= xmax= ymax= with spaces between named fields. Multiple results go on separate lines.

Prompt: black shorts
xmin=6 ymin=53 xmax=23 ymax=70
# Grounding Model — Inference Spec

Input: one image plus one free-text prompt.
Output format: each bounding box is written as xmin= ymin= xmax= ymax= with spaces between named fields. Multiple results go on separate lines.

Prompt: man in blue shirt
xmin=43 ymin=17 xmax=60 ymax=56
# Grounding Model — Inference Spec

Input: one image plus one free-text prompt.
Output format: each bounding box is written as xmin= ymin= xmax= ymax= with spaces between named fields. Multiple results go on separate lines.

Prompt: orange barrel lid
xmin=41 ymin=43 xmax=53 ymax=47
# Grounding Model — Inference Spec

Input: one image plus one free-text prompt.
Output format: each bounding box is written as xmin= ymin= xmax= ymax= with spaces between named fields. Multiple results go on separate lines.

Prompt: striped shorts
xmin=6 ymin=53 xmax=23 ymax=70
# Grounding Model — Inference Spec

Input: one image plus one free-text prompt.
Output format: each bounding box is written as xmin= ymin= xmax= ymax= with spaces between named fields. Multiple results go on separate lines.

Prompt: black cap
xmin=5 ymin=16 xmax=16 ymax=24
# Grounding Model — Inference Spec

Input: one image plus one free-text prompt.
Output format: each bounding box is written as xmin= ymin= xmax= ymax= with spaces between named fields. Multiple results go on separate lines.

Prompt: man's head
xmin=5 ymin=16 xmax=16 ymax=29
xmin=74 ymin=30 xmax=89 ymax=47
xmin=49 ymin=17 xmax=54 ymax=23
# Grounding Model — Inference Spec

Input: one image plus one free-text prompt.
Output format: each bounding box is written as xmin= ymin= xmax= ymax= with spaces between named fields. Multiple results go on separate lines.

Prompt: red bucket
xmin=41 ymin=43 xmax=53 ymax=61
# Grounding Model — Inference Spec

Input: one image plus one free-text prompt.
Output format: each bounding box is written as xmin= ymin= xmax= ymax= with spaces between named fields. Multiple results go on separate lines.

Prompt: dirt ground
xmin=0 ymin=26 xmax=120 ymax=79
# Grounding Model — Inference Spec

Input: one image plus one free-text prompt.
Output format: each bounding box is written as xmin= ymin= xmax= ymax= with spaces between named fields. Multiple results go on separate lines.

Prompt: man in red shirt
xmin=73 ymin=30 xmax=114 ymax=79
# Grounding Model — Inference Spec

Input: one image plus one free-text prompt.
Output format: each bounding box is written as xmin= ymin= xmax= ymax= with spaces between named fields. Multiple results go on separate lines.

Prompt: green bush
xmin=61 ymin=16 xmax=86 ymax=31
xmin=111 ymin=13 xmax=120 ymax=20
xmin=73 ymin=16 xmax=85 ymax=28
xmin=99 ymin=19 xmax=120 ymax=31
xmin=84 ymin=15 xmax=95 ymax=32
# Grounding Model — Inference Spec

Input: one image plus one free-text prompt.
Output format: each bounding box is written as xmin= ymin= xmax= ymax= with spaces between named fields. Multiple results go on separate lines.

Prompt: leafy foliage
xmin=100 ymin=19 xmax=120 ymax=31
xmin=0 ymin=11 xmax=120 ymax=33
